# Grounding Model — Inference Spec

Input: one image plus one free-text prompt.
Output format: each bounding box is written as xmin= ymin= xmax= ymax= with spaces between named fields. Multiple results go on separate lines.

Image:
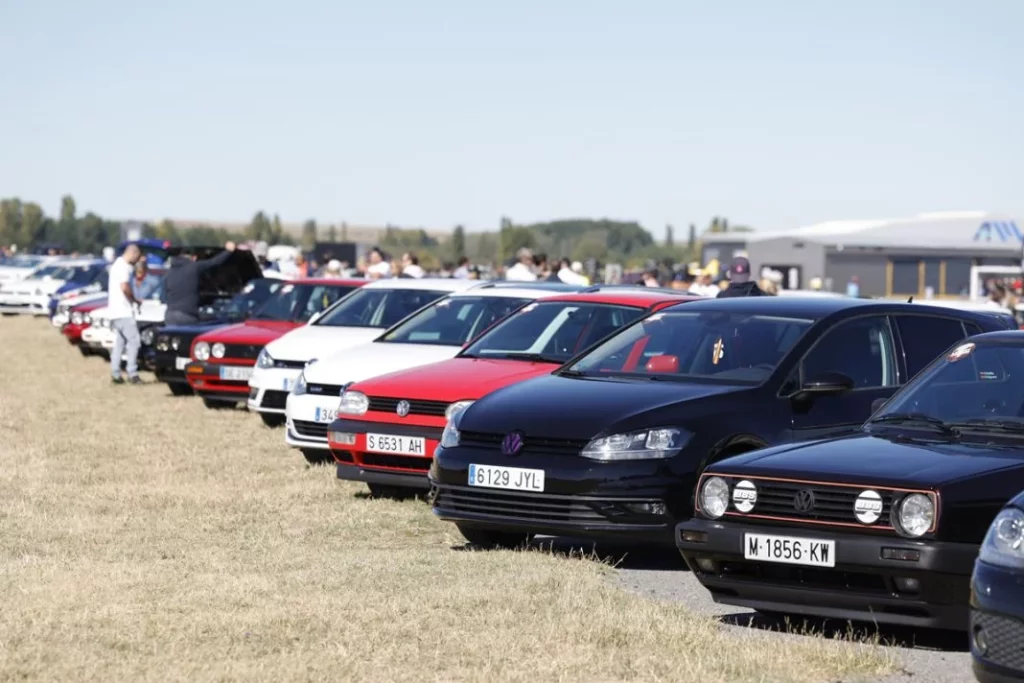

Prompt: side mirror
xmin=791 ymin=371 xmax=854 ymax=402
xmin=870 ymin=397 xmax=888 ymax=414
xmin=645 ymin=354 xmax=679 ymax=374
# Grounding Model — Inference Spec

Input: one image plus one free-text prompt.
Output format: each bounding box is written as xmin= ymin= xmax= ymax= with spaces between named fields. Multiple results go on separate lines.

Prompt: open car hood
xmin=166 ymin=247 xmax=263 ymax=303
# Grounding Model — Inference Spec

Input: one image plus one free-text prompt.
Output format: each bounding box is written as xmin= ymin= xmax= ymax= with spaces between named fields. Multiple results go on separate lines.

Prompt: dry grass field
xmin=0 ymin=317 xmax=897 ymax=682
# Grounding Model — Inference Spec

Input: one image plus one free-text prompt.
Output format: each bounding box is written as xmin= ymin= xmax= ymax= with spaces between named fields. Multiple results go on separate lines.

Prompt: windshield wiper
xmin=869 ymin=412 xmax=961 ymax=437
xmin=501 ymin=352 xmax=561 ymax=363
xmin=948 ymin=418 xmax=1024 ymax=435
xmin=557 ymin=368 xmax=588 ymax=378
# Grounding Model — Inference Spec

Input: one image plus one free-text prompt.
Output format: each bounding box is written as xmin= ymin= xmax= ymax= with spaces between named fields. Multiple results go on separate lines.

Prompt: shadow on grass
xmin=447 ymin=534 xmax=686 ymax=571
xmin=717 ymin=611 xmax=968 ymax=652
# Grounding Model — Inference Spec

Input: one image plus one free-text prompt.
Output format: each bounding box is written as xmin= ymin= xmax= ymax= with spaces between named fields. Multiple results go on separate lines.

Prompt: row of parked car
xmin=14 ymin=246 xmax=1024 ymax=683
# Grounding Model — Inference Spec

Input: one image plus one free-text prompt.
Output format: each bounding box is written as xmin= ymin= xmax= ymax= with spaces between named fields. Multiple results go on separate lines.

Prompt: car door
xmin=784 ymin=314 xmax=900 ymax=441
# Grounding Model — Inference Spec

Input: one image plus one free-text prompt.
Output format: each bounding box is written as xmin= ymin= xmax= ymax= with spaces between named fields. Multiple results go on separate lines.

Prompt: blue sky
xmin=1 ymin=0 xmax=1021 ymax=239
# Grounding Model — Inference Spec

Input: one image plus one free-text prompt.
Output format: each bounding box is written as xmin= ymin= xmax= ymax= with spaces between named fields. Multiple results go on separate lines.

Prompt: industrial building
xmin=743 ymin=212 xmax=1023 ymax=298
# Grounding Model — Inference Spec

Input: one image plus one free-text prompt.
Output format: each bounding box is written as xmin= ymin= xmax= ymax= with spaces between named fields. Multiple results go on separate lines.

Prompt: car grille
xmin=432 ymin=486 xmax=662 ymax=527
xmin=261 ymin=390 xmax=288 ymax=409
xmin=224 ymin=344 xmax=262 ymax=359
xmin=292 ymin=420 xmax=329 ymax=439
xmin=720 ymin=477 xmax=898 ymax=528
xmin=360 ymin=453 xmax=431 ymax=472
xmin=973 ymin=611 xmax=1024 ymax=670
xmin=273 ymin=359 xmax=306 ymax=369
xmin=459 ymin=430 xmax=589 ymax=456
xmin=307 ymin=383 xmax=346 ymax=396
xmin=368 ymin=396 xmax=448 ymax=417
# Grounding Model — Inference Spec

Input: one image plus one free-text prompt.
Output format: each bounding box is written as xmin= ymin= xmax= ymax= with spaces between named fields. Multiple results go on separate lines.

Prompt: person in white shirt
xmin=554 ymin=257 xmax=587 ymax=285
xmin=108 ymin=244 xmax=144 ymax=385
xmin=452 ymin=257 xmax=471 ymax=279
xmin=505 ymin=247 xmax=538 ymax=281
xmin=366 ymin=247 xmax=392 ymax=279
xmin=401 ymin=252 xmax=425 ymax=278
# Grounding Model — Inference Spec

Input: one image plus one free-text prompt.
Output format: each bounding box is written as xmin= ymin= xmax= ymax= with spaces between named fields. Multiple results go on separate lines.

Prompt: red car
xmin=62 ymin=299 xmax=108 ymax=355
xmin=327 ymin=289 xmax=698 ymax=496
xmin=186 ymin=279 xmax=365 ymax=410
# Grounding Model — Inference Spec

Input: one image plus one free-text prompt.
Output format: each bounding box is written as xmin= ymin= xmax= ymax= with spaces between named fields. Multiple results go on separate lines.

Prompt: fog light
xmin=248 ymin=387 xmax=258 ymax=399
xmin=624 ymin=502 xmax=667 ymax=515
xmin=973 ymin=625 xmax=988 ymax=655
xmin=894 ymin=577 xmax=920 ymax=593
xmin=681 ymin=530 xmax=707 ymax=543
xmin=696 ymin=558 xmax=716 ymax=572
xmin=881 ymin=547 xmax=921 ymax=561
xmin=328 ymin=431 xmax=356 ymax=445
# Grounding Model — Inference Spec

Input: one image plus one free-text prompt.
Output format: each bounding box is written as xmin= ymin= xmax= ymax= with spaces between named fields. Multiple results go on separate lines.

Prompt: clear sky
xmin=1 ymin=0 xmax=1021 ymax=239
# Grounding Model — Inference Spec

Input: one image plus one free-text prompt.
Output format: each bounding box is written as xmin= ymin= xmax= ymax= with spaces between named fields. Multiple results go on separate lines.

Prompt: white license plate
xmin=743 ymin=533 xmax=835 ymax=568
xmin=314 ymin=405 xmax=336 ymax=423
xmin=175 ymin=356 xmax=190 ymax=371
xmin=467 ymin=463 xmax=545 ymax=492
xmin=366 ymin=433 xmax=426 ymax=457
xmin=282 ymin=377 xmax=295 ymax=391
xmin=219 ymin=366 xmax=253 ymax=381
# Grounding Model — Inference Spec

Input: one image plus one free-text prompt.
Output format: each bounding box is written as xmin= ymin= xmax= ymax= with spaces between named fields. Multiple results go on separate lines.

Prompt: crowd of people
xmin=635 ymin=256 xmax=779 ymax=298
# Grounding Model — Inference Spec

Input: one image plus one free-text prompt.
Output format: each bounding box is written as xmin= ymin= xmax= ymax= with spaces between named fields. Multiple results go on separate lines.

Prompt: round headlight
xmin=895 ymin=493 xmax=935 ymax=537
xmin=445 ymin=400 xmax=475 ymax=422
xmin=71 ymin=312 xmax=83 ymax=325
xmin=156 ymin=335 xmax=169 ymax=352
xmin=194 ymin=341 xmax=211 ymax=361
xmin=700 ymin=476 xmax=730 ymax=519
xmin=141 ymin=328 xmax=155 ymax=345
xmin=83 ymin=314 xmax=92 ymax=324
xmin=212 ymin=342 xmax=226 ymax=359
xmin=171 ymin=337 xmax=181 ymax=351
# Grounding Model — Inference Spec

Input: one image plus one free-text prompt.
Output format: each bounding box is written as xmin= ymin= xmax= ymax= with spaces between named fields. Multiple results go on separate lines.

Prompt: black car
xmin=971 ymin=488 xmax=1024 ymax=681
xmin=429 ymin=297 xmax=1012 ymax=549
xmin=148 ymin=277 xmax=285 ymax=394
xmin=677 ymin=331 xmax=1024 ymax=632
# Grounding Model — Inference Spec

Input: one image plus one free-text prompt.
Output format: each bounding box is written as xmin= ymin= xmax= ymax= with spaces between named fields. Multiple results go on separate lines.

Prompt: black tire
xmin=169 ymin=383 xmax=193 ymax=397
xmin=455 ymin=523 xmax=533 ymax=549
xmin=202 ymin=397 xmax=236 ymax=409
xmin=260 ymin=413 xmax=286 ymax=428
xmin=301 ymin=448 xmax=331 ymax=465
xmin=77 ymin=345 xmax=92 ymax=357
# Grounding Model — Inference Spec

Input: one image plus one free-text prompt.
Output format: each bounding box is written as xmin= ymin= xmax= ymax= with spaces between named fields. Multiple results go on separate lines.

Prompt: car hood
xmin=0 ymin=266 xmax=37 ymax=280
xmin=304 ymin=342 xmax=461 ymax=385
xmin=713 ymin=434 xmax=1024 ymax=488
xmin=353 ymin=357 xmax=558 ymax=401
xmin=2 ymin=278 xmax=65 ymax=295
xmin=200 ymin=320 xmax=298 ymax=345
xmin=62 ymin=292 xmax=107 ymax=309
xmin=89 ymin=301 xmax=167 ymax=323
xmin=457 ymin=373 xmax=748 ymax=440
xmin=265 ymin=325 xmax=384 ymax=363
xmin=159 ymin=321 xmax=233 ymax=339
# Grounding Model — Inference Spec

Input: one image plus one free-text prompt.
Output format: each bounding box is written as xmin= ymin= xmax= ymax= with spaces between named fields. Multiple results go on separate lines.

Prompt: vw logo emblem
xmin=396 ymin=400 xmax=410 ymax=417
xmin=793 ymin=489 xmax=816 ymax=513
xmin=501 ymin=431 xmax=524 ymax=456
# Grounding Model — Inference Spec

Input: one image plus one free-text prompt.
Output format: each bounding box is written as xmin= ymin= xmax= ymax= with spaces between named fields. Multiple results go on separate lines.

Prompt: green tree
xmin=301 ymin=219 xmax=317 ymax=249
xmin=0 ymin=199 xmax=23 ymax=247
xmin=271 ymin=213 xmax=283 ymax=244
xmin=687 ymin=223 xmax=697 ymax=249
xmin=60 ymin=195 xmax=76 ymax=224
xmin=452 ymin=224 xmax=466 ymax=259
xmin=21 ymin=203 xmax=44 ymax=246
xmin=665 ymin=224 xmax=674 ymax=246
xmin=155 ymin=219 xmax=178 ymax=241
xmin=248 ymin=211 xmax=272 ymax=241
xmin=327 ymin=224 xmax=337 ymax=242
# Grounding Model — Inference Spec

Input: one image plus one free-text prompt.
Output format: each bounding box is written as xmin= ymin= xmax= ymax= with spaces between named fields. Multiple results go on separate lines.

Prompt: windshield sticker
xmin=520 ymin=303 xmax=538 ymax=313
xmin=979 ymin=370 xmax=998 ymax=380
xmin=947 ymin=342 xmax=974 ymax=362
xmin=647 ymin=313 xmax=664 ymax=322
xmin=281 ymin=284 xmax=294 ymax=294
xmin=712 ymin=337 xmax=725 ymax=365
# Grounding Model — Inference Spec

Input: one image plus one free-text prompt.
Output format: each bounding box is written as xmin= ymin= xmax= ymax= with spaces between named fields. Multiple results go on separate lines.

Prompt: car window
xmin=252 ymin=283 xmax=358 ymax=322
xmin=381 ymin=296 xmax=528 ymax=346
xmin=894 ymin=315 xmax=970 ymax=379
xmin=314 ymin=288 xmax=449 ymax=328
xmin=800 ymin=316 xmax=897 ymax=389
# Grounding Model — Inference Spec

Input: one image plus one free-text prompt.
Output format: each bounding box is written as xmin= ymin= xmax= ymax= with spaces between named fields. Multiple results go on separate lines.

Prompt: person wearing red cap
xmin=717 ymin=256 xmax=767 ymax=298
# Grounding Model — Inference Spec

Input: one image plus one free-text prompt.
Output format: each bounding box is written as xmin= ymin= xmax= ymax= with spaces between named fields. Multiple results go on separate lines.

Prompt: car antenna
xmin=907 ymin=296 xmax=914 ymax=303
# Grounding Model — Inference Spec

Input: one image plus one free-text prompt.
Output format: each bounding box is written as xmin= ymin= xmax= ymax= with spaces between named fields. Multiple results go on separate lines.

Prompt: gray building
xmin=700 ymin=234 xmax=750 ymax=268
xmin=745 ymin=212 xmax=1023 ymax=298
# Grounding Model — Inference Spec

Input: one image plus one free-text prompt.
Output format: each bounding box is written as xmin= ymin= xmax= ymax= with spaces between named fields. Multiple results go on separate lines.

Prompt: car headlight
xmin=83 ymin=314 xmax=92 ymax=324
xmin=445 ymin=400 xmax=475 ymax=422
xmin=292 ymin=371 xmax=308 ymax=396
xmin=170 ymin=336 xmax=181 ymax=351
xmin=439 ymin=408 xmax=465 ymax=448
xmin=140 ymin=327 xmax=155 ymax=346
xmin=256 ymin=348 xmax=275 ymax=369
xmin=580 ymin=427 xmax=690 ymax=461
xmin=156 ymin=335 xmax=169 ymax=352
xmin=892 ymin=492 xmax=936 ymax=538
xmin=211 ymin=342 xmax=226 ymax=359
xmin=71 ymin=312 xmax=83 ymax=325
xmin=194 ymin=341 xmax=211 ymax=361
xmin=700 ymin=476 xmax=730 ymax=519
xmin=337 ymin=390 xmax=369 ymax=416
xmin=979 ymin=507 xmax=1024 ymax=568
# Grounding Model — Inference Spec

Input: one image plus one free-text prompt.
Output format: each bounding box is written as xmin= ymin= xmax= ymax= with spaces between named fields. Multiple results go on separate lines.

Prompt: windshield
xmin=252 ymin=283 xmax=359 ymax=322
xmin=5 ymin=256 xmax=44 ymax=269
xmin=872 ymin=342 xmax=1024 ymax=428
xmin=380 ymin=295 xmax=529 ymax=346
xmin=314 ymin=287 xmax=449 ymax=329
xmin=211 ymin=279 xmax=284 ymax=320
xmin=27 ymin=265 xmax=71 ymax=280
xmin=565 ymin=310 xmax=814 ymax=383
xmin=462 ymin=301 xmax=647 ymax=362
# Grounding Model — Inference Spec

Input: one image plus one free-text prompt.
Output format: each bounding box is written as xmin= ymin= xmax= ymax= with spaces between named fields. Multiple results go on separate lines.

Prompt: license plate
xmin=283 ymin=377 xmax=295 ymax=391
xmin=366 ymin=433 xmax=426 ymax=457
xmin=175 ymin=357 xmax=189 ymax=370
xmin=314 ymin=405 xmax=336 ymax=423
xmin=467 ymin=463 xmax=545 ymax=492
xmin=219 ymin=366 xmax=253 ymax=381
xmin=743 ymin=533 xmax=835 ymax=568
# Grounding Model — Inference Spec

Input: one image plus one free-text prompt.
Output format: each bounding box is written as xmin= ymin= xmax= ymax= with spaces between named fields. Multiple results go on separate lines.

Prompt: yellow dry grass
xmin=0 ymin=317 xmax=896 ymax=682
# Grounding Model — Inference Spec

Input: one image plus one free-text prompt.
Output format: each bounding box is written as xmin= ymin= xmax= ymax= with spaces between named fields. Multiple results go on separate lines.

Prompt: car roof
xmin=656 ymin=295 xmax=922 ymax=317
xmin=449 ymin=286 xmax=575 ymax=299
xmin=55 ymin=258 xmax=107 ymax=267
xmin=360 ymin=277 xmax=480 ymax=292
xmin=290 ymin=278 xmax=368 ymax=287
xmin=963 ymin=330 xmax=1024 ymax=345
xmin=537 ymin=289 xmax=703 ymax=307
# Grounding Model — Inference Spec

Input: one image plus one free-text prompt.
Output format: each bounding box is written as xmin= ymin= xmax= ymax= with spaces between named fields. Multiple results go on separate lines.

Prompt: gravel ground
xmin=538 ymin=538 xmax=975 ymax=683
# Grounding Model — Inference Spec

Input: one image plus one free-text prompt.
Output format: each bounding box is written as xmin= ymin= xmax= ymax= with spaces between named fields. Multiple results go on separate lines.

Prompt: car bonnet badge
xmin=501 ymin=431 xmax=524 ymax=456
xmin=793 ymin=489 xmax=815 ymax=513
xmin=396 ymin=400 xmax=410 ymax=417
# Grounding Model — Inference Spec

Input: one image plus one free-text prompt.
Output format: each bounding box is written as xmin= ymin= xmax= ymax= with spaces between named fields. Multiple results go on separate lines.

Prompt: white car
xmin=53 ymin=291 xmax=109 ymax=327
xmin=81 ymin=293 xmax=167 ymax=353
xmin=282 ymin=285 xmax=563 ymax=460
xmin=0 ymin=254 xmax=62 ymax=283
xmin=247 ymin=278 xmax=481 ymax=426
xmin=0 ymin=259 xmax=99 ymax=316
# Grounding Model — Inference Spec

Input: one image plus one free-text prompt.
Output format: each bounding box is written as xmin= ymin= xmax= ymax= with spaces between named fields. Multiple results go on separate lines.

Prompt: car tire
xmin=301 ymin=448 xmax=331 ymax=465
xmin=202 ymin=397 xmax=235 ymax=409
xmin=168 ymin=383 xmax=192 ymax=397
xmin=78 ymin=346 xmax=92 ymax=357
xmin=455 ymin=523 xmax=533 ymax=549
xmin=260 ymin=413 xmax=286 ymax=428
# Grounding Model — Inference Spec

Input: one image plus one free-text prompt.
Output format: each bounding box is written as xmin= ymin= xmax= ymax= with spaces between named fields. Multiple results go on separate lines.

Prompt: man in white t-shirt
xmin=108 ymin=244 xmax=144 ymax=384
xmin=366 ymin=247 xmax=392 ymax=279
xmin=504 ymin=247 xmax=538 ymax=281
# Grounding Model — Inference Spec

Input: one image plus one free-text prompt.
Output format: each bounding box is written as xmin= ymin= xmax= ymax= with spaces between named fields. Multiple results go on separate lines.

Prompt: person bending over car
xmin=716 ymin=256 xmax=766 ymax=298
xmin=164 ymin=242 xmax=235 ymax=325
xmin=109 ymin=244 xmax=144 ymax=385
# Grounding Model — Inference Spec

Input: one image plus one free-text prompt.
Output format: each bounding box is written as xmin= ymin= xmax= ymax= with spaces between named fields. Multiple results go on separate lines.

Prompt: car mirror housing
xmin=791 ymin=371 xmax=854 ymax=402
xmin=870 ymin=397 xmax=888 ymax=414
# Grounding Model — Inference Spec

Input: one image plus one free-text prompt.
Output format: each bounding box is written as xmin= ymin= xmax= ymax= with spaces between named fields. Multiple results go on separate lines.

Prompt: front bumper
xmin=151 ymin=350 xmax=193 ymax=384
xmin=62 ymin=322 xmax=88 ymax=345
xmin=971 ymin=560 xmax=1024 ymax=682
xmin=328 ymin=417 xmax=443 ymax=490
xmin=185 ymin=361 xmax=254 ymax=399
xmin=0 ymin=293 xmax=51 ymax=315
xmin=283 ymin=390 xmax=343 ymax=450
xmin=676 ymin=518 xmax=976 ymax=630
xmin=429 ymin=446 xmax=688 ymax=545
xmin=248 ymin=366 xmax=302 ymax=415
xmin=81 ymin=326 xmax=115 ymax=349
